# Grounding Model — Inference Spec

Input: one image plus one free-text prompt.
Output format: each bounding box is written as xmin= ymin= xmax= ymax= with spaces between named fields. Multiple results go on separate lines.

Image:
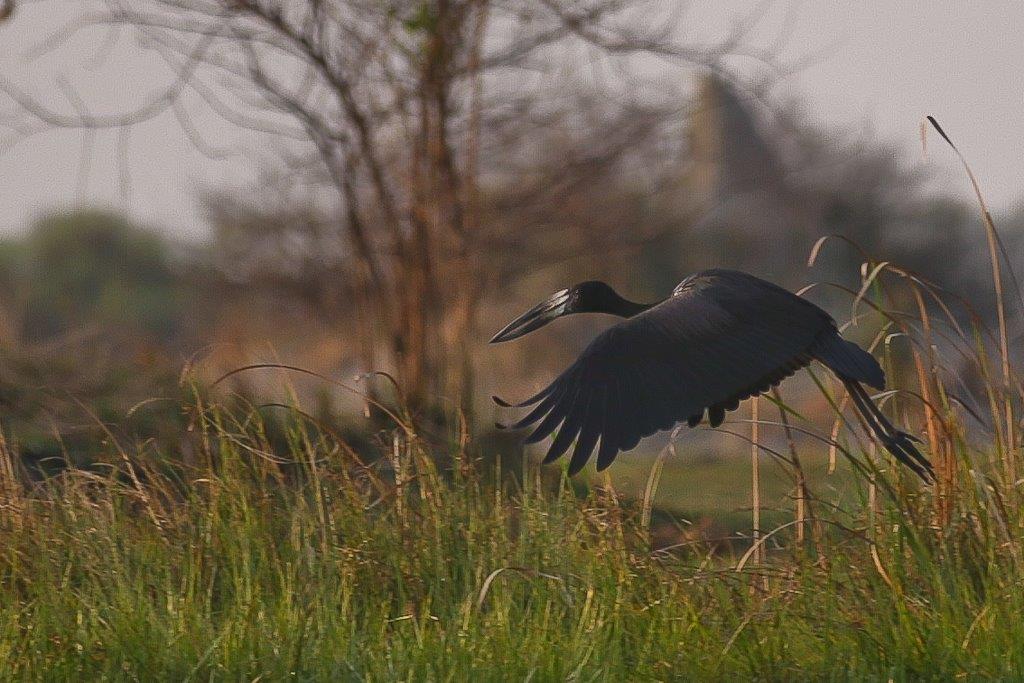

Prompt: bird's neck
xmin=605 ymin=294 xmax=653 ymax=318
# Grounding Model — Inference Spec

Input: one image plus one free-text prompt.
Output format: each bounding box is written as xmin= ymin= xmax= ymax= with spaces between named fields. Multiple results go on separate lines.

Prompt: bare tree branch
xmin=1 ymin=0 xmax=789 ymax=412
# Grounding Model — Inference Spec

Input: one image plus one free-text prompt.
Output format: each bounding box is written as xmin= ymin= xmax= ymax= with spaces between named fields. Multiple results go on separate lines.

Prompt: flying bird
xmin=490 ymin=269 xmax=932 ymax=481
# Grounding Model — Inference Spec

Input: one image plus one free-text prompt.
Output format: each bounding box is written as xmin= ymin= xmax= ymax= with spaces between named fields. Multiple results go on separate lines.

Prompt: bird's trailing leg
xmin=843 ymin=379 xmax=934 ymax=482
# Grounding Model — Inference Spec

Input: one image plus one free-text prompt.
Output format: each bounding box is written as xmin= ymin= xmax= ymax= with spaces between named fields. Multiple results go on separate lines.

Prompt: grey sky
xmin=1 ymin=2 xmax=1022 ymax=240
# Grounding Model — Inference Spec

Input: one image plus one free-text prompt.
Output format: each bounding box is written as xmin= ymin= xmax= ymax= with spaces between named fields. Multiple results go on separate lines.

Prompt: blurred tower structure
xmin=681 ymin=75 xmax=815 ymax=285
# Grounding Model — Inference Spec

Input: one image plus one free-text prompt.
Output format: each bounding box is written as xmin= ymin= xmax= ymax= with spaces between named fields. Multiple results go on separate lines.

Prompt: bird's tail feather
xmin=813 ymin=334 xmax=885 ymax=390
xmin=842 ymin=379 xmax=934 ymax=482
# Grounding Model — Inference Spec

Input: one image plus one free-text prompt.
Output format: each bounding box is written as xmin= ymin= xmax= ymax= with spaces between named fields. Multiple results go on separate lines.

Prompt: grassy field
xmin=604 ymin=440 xmax=862 ymax=541
xmin=1 ymin=134 xmax=1021 ymax=679
xmin=0 ymin=388 xmax=1021 ymax=681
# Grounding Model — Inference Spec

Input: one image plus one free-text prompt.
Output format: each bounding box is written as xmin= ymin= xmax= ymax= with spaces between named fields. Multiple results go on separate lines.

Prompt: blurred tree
xmin=0 ymin=210 xmax=187 ymax=470
xmin=0 ymin=1 xmax=784 ymax=419
xmin=19 ymin=210 xmax=181 ymax=341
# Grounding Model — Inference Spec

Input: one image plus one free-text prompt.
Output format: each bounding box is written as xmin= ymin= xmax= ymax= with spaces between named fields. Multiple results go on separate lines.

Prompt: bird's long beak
xmin=489 ymin=289 xmax=571 ymax=343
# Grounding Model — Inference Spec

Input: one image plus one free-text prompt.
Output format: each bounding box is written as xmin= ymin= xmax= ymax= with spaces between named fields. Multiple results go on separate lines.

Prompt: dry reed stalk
xmin=391 ymin=433 xmax=407 ymax=527
xmin=641 ymin=438 xmax=672 ymax=538
xmin=0 ymin=427 xmax=22 ymax=531
xmin=771 ymin=388 xmax=809 ymax=546
xmin=750 ymin=397 xmax=761 ymax=565
xmin=902 ymin=278 xmax=960 ymax=522
xmin=926 ymin=116 xmax=1020 ymax=482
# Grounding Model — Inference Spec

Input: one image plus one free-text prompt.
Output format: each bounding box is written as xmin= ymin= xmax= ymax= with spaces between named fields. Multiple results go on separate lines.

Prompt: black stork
xmin=490 ymin=269 xmax=933 ymax=481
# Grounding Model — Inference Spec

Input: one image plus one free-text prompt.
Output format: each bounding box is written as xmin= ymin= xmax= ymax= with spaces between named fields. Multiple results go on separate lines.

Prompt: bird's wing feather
xmin=516 ymin=270 xmax=835 ymax=474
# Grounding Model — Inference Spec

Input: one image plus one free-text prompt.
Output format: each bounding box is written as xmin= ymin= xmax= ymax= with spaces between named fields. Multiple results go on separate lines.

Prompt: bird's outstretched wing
xmin=502 ymin=270 xmax=853 ymax=475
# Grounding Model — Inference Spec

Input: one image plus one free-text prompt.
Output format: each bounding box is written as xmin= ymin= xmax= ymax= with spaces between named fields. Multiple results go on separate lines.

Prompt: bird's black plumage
xmin=491 ymin=269 xmax=933 ymax=481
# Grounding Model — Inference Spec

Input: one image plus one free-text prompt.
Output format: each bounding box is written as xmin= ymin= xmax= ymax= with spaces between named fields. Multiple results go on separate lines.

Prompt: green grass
xmin=605 ymin=444 xmax=861 ymax=537
xmin=1 ymin=113 xmax=1017 ymax=679
xmin=0 ymin=395 xmax=1022 ymax=681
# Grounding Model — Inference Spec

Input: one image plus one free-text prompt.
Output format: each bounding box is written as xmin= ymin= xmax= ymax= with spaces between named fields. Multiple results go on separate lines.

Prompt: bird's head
xmin=489 ymin=281 xmax=645 ymax=343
